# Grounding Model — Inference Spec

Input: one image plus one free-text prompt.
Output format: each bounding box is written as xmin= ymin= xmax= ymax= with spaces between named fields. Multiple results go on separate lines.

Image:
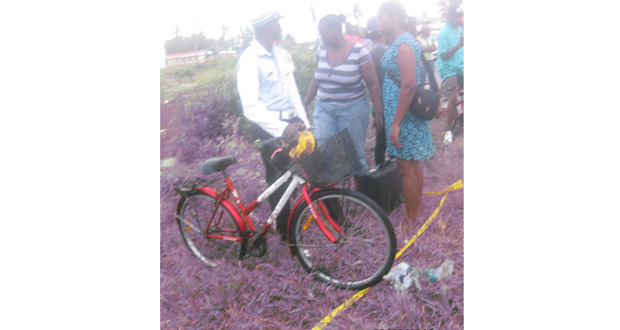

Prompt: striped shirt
xmin=314 ymin=43 xmax=371 ymax=104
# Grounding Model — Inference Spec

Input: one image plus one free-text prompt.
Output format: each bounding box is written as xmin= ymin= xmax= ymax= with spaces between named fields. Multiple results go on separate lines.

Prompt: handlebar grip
xmin=254 ymin=128 xmax=313 ymax=155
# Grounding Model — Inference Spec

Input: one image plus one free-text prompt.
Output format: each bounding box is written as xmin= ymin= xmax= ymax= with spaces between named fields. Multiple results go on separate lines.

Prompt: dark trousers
xmin=423 ymin=59 xmax=438 ymax=92
xmin=252 ymin=123 xmax=291 ymax=240
xmin=375 ymin=127 xmax=387 ymax=166
xmin=372 ymin=111 xmax=387 ymax=166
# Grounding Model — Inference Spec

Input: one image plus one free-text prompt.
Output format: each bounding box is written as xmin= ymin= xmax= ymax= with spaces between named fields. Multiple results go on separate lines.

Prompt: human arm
xmin=438 ymin=32 xmax=463 ymax=61
xmin=390 ymin=43 xmax=417 ymax=149
xmin=360 ymin=59 xmax=383 ymax=132
xmin=302 ymin=60 xmax=320 ymax=120
xmin=286 ymin=69 xmax=311 ymax=128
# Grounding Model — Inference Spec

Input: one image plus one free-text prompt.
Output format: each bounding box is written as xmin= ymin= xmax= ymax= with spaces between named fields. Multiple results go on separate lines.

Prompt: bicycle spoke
xmin=292 ymin=190 xmax=396 ymax=289
xmin=176 ymin=214 xmax=204 ymax=234
xmin=176 ymin=192 xmax=243 ymax=264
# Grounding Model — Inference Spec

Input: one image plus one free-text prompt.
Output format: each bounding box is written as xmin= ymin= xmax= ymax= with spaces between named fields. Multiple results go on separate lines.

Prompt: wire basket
xmin=289 ymin=129 xmax=362 ymax=187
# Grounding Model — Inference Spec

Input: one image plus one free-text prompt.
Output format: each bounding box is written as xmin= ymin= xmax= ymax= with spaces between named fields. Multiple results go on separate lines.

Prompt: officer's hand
xmin=283 ymin=122 xmax=306 ymax=140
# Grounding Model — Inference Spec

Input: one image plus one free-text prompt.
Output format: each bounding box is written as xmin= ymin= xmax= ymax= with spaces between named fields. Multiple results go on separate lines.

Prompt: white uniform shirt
xmin=236 ymin=40 xmax=310 ymax=137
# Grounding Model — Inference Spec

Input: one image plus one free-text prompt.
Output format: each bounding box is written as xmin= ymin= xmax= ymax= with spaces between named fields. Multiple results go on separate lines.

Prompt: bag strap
xmin=387 ymin=58 xmax=440 ymax=91
xmin=386 ymin=71 xmax=401 ymax=87
xmin=421 ymin=56 xmax=440 ymax=91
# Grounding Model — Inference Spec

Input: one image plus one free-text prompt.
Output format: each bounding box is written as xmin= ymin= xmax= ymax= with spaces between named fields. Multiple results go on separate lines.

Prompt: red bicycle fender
xmin=286 ymin=186 xmax=325 ymax=257
xmin=196 ymin=187 xmax=247 ymax=232
xmin=286 ymin=195 xmax=306 ymax=257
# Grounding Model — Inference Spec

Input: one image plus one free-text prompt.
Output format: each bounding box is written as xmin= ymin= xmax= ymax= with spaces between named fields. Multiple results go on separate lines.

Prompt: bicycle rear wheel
xmin=290 ymin=189 xmax=396 ymax=290
xmin=176 ymin=191 xmax=242 ymax=265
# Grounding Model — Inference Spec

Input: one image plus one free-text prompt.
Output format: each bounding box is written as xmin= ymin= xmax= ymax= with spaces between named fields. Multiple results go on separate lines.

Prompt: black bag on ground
xmin=386 ymin=71 xmax=440 ymax=121
xmin=358 ymin=158 xmax=403 ymax=214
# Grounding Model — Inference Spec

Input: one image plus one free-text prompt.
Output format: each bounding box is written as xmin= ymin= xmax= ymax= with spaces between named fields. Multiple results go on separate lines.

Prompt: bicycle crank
xmin=248 ymin=235 xmax=267 ymax=257
xmin=239 ymin=231 xmax=268 ymax=259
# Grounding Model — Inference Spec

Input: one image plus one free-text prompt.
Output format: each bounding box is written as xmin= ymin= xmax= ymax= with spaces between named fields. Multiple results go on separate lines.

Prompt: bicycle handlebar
xmin=254 ymin=128 xmax=317 ymax=172
xmin=254 ymin=127 xmax=315 ymax=154
xmin=254 ymin=136 xmax=285 ymax=153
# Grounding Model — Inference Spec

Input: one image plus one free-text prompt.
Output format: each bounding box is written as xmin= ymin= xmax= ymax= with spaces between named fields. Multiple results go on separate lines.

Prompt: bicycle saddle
xmin=201 ymin=156 xmax=237 ymax=175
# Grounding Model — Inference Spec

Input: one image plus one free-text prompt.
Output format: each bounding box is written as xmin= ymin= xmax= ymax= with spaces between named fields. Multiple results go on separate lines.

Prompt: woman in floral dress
xmin=377 ymin=0 xmax=435 ymax=231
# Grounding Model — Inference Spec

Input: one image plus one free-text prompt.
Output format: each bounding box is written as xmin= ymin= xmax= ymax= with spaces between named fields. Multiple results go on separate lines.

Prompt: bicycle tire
xmin=290 ymin=189 xmax=396 ymax=290
xmin=176 ymin=191 xmax=242 ymax=265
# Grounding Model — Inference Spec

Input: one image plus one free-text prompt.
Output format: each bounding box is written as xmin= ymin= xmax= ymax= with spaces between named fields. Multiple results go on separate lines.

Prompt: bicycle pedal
xmin=239 ymin=231 xmax=259 ymax=260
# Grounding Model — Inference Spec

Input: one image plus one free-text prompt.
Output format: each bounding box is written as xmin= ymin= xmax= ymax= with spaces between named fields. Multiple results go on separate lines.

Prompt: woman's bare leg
xmin=396 ymin=157 xmax=423 ymax=230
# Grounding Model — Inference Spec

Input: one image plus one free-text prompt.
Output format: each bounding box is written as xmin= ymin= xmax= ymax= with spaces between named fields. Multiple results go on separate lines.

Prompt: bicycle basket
xmin=289 ymin=129 xmax=362 ymax=187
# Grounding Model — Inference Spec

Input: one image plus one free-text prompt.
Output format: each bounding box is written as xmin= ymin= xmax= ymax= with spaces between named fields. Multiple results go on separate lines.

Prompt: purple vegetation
xmin=161 ymin=97 xmax=464 ymax=329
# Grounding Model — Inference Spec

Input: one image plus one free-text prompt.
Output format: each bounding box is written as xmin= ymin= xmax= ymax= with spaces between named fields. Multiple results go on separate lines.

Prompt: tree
xmin=352 ymin=3 xmax=363 ymax=26
xmin=237 ymin=27 xmax=254 ymax=49
xmin=220 ymin=25 xmax=229 ymax=40
xmin=437 ymin=0 xmax=463 ymax=14
xmin=164 ymin=32 xmax=217 ymax=55
xmin=164 ymin=36 xmax=185 ymax=55
xmin=281 ymin=34 xmax=297 ymax=49
xmin=219 ymin=25 xmax=231 ymax=51
xmin=188 ymin=32 xmax=208 ymax=51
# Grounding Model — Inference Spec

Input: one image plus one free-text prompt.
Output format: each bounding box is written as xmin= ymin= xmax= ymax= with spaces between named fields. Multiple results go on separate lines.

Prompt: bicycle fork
xmin=300 ymin=186 xmax=344 ymax=244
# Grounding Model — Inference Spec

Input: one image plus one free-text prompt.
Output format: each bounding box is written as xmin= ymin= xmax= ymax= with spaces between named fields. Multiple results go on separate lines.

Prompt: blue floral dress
xmin=381 ymin=33 xmax=435 ymax=160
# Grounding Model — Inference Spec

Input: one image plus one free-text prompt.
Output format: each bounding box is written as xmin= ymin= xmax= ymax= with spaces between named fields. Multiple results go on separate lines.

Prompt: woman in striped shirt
xmin=303 ymin=14 xmax=383 ymax=175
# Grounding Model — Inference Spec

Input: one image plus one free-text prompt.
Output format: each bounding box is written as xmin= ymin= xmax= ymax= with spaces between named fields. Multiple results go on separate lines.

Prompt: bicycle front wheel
xmin=176 ymin=191 xmax=242 ymax=265
xmin=290 ymin=189 xmax=396 ymax=290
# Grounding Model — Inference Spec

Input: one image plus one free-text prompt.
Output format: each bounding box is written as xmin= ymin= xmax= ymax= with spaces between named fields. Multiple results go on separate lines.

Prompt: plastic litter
xmin=384 ymin=260 xmax=455 ymax=291
xmin=383 ymin=262 xmax=421 ymax=291
xmin=423 ymin=260 xmax=455 ymax=282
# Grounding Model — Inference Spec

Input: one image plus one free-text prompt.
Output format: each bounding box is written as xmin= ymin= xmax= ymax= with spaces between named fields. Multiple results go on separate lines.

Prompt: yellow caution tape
xmin=423 ymin=179 xmax=463 ymax=196
xmin=311 ymin=179 xmax=463 ymax=330
xmin=311 ymin=288 xmax=370 ymax=330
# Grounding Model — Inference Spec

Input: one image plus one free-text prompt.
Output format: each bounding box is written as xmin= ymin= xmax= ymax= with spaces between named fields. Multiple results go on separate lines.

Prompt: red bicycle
xmin=173 ymin=129 xmax=396 ymax=290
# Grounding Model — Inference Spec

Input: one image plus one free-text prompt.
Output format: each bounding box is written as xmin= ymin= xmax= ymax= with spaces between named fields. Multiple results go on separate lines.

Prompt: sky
xmin=159 ymin=0 xmax=455 ymax=46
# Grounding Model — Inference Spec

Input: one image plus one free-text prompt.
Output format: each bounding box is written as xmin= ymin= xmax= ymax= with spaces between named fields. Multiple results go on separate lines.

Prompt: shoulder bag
xmin=386 ymin=59 xmax=441 ymax=121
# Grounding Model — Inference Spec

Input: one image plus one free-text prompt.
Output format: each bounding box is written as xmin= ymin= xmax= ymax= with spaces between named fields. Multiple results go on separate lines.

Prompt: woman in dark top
xmin=365 ymin=15 xmax=389 ymax=166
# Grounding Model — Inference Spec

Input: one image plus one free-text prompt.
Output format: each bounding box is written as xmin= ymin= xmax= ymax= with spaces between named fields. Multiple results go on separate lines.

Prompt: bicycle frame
xmin=199 ymin=169 xmax=344 ymax=247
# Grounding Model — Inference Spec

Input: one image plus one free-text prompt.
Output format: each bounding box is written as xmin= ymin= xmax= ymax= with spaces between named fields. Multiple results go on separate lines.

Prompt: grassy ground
xmin=160 ymin=61 xmax=464 ymax=329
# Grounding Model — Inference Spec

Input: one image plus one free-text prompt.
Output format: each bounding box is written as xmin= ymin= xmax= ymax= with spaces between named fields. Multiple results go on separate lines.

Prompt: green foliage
xmin=160 ymin=58 xmax=238 ymax=101
xmin=161 ymin=38 xmax=318 ymax=150
xmin=164 ymin=32 xmax=219 ymax=55
xmin=164 ymin=25 xmax=255 ymax=56
xmin=352 ymin=2 xmax=363 ymax=26
xmin=437 ymin=0 xmax=463 ymax=13
xmin=161 ymin=57 xmax=254 ymax=158
xmin=238 ymin=27 xmax=254 ymax=50
xmin=280 ymin=38 xmax=317 ymax=114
